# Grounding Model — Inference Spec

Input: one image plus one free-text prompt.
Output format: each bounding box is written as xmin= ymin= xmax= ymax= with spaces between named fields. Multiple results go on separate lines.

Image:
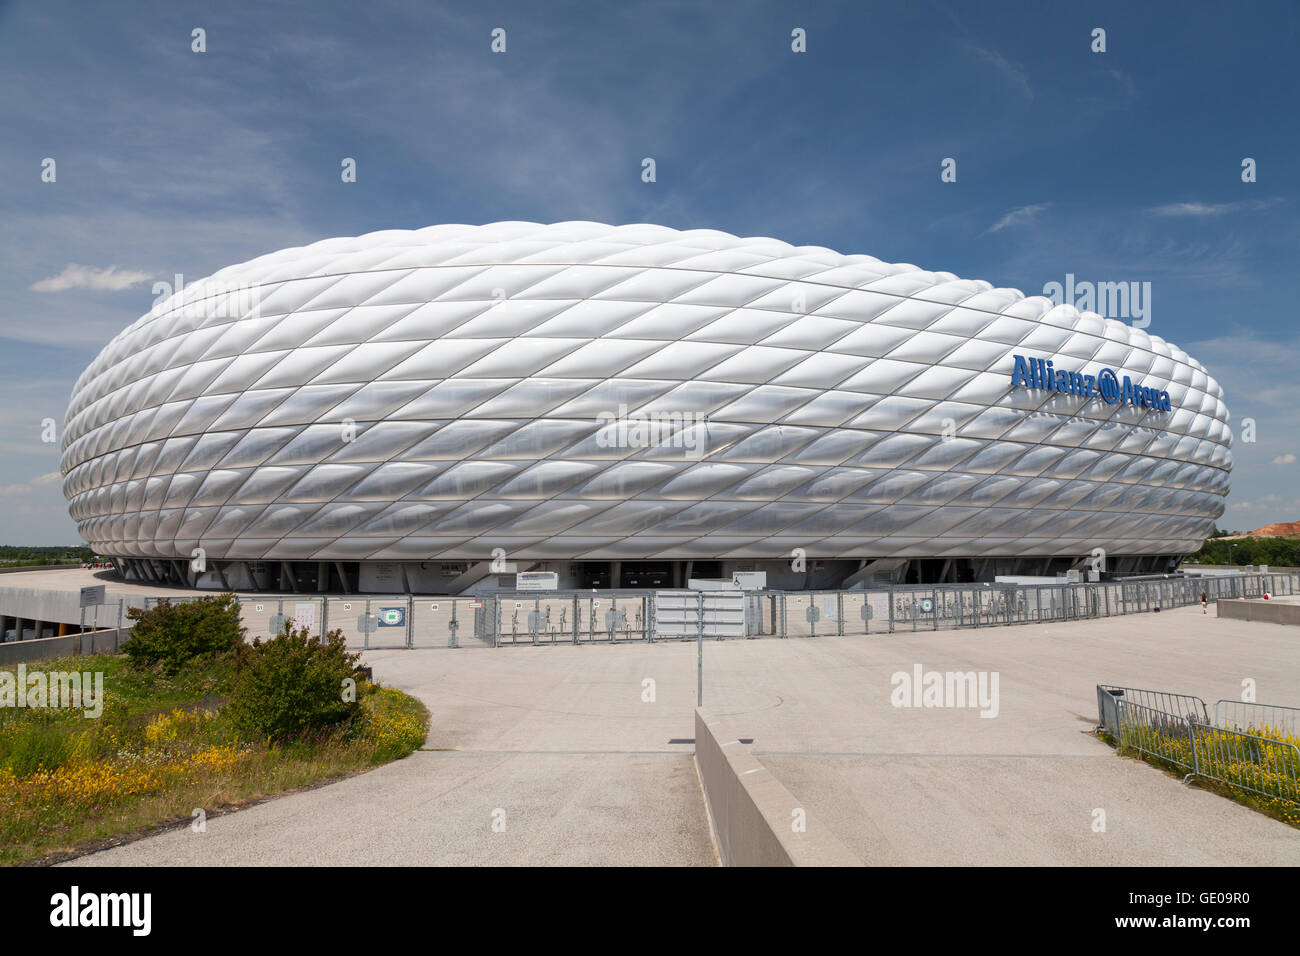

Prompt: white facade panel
xmin=62 ymin=222 xmax=1231 ymax=564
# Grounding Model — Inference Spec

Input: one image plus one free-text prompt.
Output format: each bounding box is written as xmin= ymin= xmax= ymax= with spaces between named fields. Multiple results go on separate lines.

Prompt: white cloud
xmin=1182 ymin=330 xmax=1300 ymax=414
xmin=1107 ymin=68 xmax=1137 ymax=98
xmin=986 ymin=204 xmax=1049 ymax=234
xmin=1272 ymin=453 xmax=1296 ymax=465
xmin=29 ymin=264 xmax=152 ymax=293
xmin=1226 ymin=493 xmax=1300 ymax=517
xmin=0 ymin=472 xmax=61 ymax=497
xmin=964 ymin=42 xmax=1033 ymax=100
xmin=1146 ymin=198 xmax=1284 ymax=217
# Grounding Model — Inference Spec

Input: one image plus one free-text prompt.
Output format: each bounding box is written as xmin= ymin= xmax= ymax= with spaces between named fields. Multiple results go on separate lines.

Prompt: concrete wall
xmin=0 ymin=564 xmax=91 ymax=575
xmin=0 ymin=584 xmax=147 ymax=628
xmin=694 ymin=707 xmax=861 ymax=867
xmin=1218 ymin=599 xmax=1300 ymax=626
xmin=0 ymin=629 xmax=125 ymax=666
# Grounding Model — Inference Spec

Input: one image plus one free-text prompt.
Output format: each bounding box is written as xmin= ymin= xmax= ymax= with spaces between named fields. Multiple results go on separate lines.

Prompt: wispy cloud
xmin=1273 ymin=453 xmax=1296 ymax=465
xmin=1107 ymin=68 xmax=1137 ymax=98
xmin=964 ymin=42 xmax=1033 ymax=100
xmin=29 ymin=264 xmax=152 ymax=293
xmin=1183 ymin=330 xmax=1300 ymax=413
xmin=1146 ymin=198 xmax=1284 ymax=217
xmin=1229 ymin=494 xmax=1300 ymax=515
xmin=985 ymin=203 xmax=1049 ymax=234
xmin=0 ymin=472 xmax=61 ymax=497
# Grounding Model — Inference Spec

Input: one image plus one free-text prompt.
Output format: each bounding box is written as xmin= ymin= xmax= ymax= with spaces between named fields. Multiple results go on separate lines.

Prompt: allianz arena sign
xmin=1009 ymin=354 xmax=1173 ymax=412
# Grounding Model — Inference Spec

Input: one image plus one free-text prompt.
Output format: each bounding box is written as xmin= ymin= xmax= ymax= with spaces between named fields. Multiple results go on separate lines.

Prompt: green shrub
xmin=223 ymin=622 xmax=364 ymax=743
xmin=122 ymin=593 xmax=247 ymax=674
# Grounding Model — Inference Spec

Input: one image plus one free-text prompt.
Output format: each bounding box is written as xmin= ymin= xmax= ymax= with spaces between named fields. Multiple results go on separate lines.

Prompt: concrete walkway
xmin=69 ymin=604 xmax=1300 ymax=866
xmin=724 ymin=605 xmax=1300 ymax=865
xmin=69 ymin=646 xmax=722 ymax=866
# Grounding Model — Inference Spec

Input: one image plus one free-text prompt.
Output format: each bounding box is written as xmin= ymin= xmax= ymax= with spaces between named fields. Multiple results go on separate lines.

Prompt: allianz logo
xmin=1010 ymin=354 xmax=1172 ymax=412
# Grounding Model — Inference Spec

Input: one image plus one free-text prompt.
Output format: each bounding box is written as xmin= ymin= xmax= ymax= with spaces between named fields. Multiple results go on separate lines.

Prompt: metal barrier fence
xmin=489 ymin=592 xmax=654 ymax=645
xmin=1114 ymin=698 xmax=1201 ymax=772
xmin=1193 ymin=724 xmax=1300 ymax=804
xmin=1097 ymin=684 xmax=1210 ymax=727
xmin=1214 ymin=700 xmax=1300 ymax=736
xmin=136 ymin=570 xmax=1298 ymax=649
xmin=1097 ymin=684 xmax=1300 ymax=806
xmin=143 ymin=591 xmax=657 ymax=649
xmin=749 ymin=572 xmax=1297 ymax=639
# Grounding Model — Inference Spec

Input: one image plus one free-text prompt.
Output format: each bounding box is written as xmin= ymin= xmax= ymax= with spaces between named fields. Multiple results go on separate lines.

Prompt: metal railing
xmin=1214 ymin=700 xmax=1300 ymax=736
xmin=144 ymin=591 xmax=658 ymax=649
xmin=749 ymin=571 xmax=1296 ymax=639
xmin=1193 ymin=723 xmax=1300 ymax=804
xmin=488 ymin=591 xmax=654 ymax=645
xmin=1098 ymin=683 xmax=1300 ymax=806
xmin=132 ymin=569 xmax=1299 ymax=650
xmin=1097 ymin=684 xmax=1210 ymax=724
xmin=1115 ymin=698 xmax=1201 ymax=772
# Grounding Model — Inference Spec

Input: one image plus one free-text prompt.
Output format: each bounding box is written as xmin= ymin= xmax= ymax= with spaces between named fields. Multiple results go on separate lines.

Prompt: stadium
xmin=60 ymin=222 xmax=1232 ymax=594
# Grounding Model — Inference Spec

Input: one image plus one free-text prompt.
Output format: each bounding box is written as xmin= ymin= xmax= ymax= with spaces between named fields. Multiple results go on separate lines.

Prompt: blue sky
xmin=1 ymin=0 xmax=1296 ymax=543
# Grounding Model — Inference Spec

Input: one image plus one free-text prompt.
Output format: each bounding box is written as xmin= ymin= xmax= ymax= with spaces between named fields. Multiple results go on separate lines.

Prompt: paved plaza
xmin=71 ymin=603 xmax=1300 ymax=866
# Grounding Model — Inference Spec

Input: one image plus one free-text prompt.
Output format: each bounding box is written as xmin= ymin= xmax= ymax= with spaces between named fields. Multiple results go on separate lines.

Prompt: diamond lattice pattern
xmin=61 ymin=221 xmax=1232 ymax=563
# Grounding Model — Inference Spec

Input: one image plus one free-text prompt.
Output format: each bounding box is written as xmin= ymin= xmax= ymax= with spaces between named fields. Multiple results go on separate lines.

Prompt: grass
xmin=0 ymin=653 xmax=428 ymax=864
xmin=1097 ymin=725 xmax=1300 ymax=829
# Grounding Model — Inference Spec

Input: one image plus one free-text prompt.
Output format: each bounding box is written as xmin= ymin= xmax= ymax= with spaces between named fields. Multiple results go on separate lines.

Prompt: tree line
xmin=1188 ymin=532 xmax=1300 ymax=567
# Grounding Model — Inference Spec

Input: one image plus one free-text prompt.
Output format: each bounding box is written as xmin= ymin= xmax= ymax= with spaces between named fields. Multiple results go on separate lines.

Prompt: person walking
xmin=1201 ymin=589 xmax=1209 ymax=614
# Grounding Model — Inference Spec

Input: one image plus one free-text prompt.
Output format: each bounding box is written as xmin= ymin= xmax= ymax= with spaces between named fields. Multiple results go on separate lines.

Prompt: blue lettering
xmin=1010 ymin=355 xmax=1032 ymax=388
xmin=1009 ymin=357 xmax=1174 ymax=412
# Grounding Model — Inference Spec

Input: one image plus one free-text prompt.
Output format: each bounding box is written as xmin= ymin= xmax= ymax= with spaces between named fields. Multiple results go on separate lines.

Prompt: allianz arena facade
xmin=61 ymin=222 xmax=1232 ymax=593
